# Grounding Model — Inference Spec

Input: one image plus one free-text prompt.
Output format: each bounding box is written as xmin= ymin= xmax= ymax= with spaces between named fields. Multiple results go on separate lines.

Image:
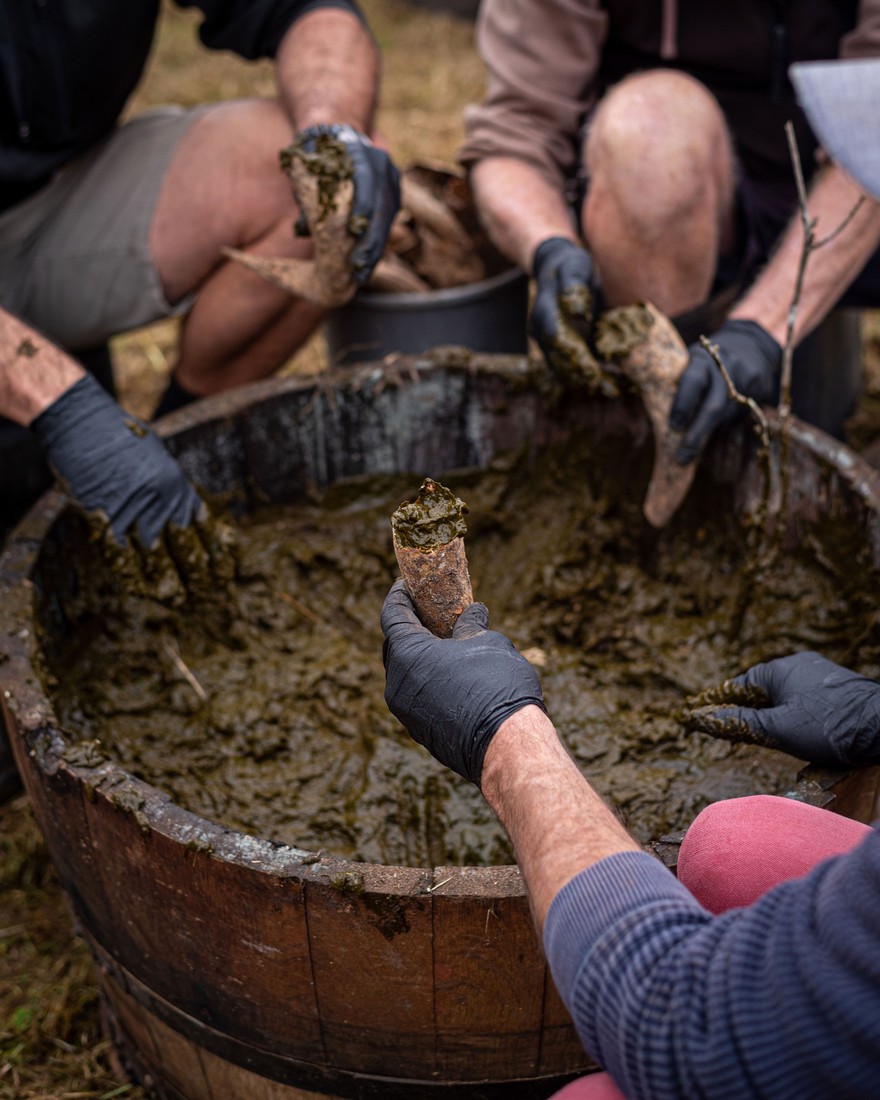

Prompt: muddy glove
xmin=32 ymin=373 xmax=204 ymax=548
xmin=531 ymin=237 xmax=601 ymax=384
xmin=695 ymin=652 xmax=880 ymax=767
xmin=293 ymin=123 xmax=401 ymax=285
xmin=381 ymin=579 xmax=546 ymax=785
xmin=669 ymin=319 xmax=781 ymax=464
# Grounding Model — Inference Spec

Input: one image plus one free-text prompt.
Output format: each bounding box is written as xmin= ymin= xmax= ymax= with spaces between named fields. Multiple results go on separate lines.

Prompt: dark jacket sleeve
xmin=544 ymin=831 xmax=880 ymax=1099
xmin=177 ymin=0 xmax=365 ymax=60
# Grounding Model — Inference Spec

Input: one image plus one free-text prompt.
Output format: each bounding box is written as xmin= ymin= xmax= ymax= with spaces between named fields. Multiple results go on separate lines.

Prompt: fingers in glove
xmin=530 ymin=285 xmax=562 ymax=350
xmin=164 ymin=520 xmax=219 ymax=600
xmin=531 ymin=239 xmax=594 ymax=341
xmin=731 ymin=653 xmax=833 ymax=709
xmin=560 ymin=284 xmax=592 ymax=322
xmin=676 ymin=369 xmax=729 ymax=464
xmin=104 ymin=528 xmax=188 ymax=606
xmin=669 ymin=353 xmax=712 ymax=433
xmin=347 ymin=143 xmax=401 ymax=284
xmin=132 ymin=464 xmax=203 ymax=549
xmin=682 ymin=704 xmax=779 ymax=749
xmin=194 ymin=510 xmax=239 ymax=590
xmin=381 ymin=578 xmax=427 ymax=639
xmin=683 ymin=674 xmax=771 ymax=711
xmin=532 ymin=295 xmax=602 ymax=386
xmin=452 ymin=601 xmax=489 ymax=640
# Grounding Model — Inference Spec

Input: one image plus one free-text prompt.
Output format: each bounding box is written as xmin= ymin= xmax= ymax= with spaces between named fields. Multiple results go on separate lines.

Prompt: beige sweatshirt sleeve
xmin=458 ymin=0 xmax=608 ymax=191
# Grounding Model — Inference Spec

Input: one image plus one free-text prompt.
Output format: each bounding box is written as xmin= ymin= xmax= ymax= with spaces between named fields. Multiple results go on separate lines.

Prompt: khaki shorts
xmin=0 ymin=106 xmax=210 ymax=350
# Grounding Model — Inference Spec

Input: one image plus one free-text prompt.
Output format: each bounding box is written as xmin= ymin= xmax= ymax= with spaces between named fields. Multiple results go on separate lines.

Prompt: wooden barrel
xmin=2 ymin=352 xmax=880 ymax=1099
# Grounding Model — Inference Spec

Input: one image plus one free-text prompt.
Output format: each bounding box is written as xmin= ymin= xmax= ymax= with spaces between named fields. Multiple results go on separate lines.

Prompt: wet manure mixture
xmin=40 ymin=433 xmax=880 ymax=867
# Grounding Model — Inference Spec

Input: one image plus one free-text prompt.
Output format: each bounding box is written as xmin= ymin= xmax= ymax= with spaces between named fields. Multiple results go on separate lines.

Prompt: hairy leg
xmin=149 ymin=99 xmax=326 ymax=396
xmin=582 ymin=70 xmax=736 ymax=317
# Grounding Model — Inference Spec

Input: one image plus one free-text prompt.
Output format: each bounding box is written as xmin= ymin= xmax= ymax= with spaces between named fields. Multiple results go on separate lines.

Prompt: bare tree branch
xmin=779 ymin=121 xmax=866 ymax=418
xmin=815 ymin=195 xmax=866 ymax=248
xmin=699 ymin=336 xmax=771 ymax=452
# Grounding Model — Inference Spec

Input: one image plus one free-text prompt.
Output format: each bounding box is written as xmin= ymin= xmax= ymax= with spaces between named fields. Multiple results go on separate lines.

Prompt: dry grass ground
xmin=0 ymin=795 xmax=133 ymax=1100
xmin=1 ymin=3 xmax=482 ymax=1095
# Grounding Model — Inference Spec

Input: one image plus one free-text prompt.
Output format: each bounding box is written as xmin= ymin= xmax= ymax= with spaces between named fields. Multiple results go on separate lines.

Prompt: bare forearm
xmin=470 ymin=157 xmax=578 ymax=272
xmin=0 ymin=310 xmax=84 ymax=426
xmin=731 ymin=165 xmax=880 ymax=345
xmin=481 ymin=705 xmax=640 ymax=932
xmin=276 ymin=9 xmax=380 ymax=135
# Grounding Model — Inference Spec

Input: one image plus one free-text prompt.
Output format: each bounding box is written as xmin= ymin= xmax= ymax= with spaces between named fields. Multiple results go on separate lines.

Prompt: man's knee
xmin=150 ymin=98 xmax=302 ymax=300
xmin=180 ymin=99 xmax=296 ymax=217
xmin=584 ymin=69 xmax=734 ymax=226
xmin=678 ymin=795 xmax=872 ymax=914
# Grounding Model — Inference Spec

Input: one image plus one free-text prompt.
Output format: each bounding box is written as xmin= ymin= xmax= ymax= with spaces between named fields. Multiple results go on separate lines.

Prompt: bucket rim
xmin=344 ymin=263 xmax=528 ymax=312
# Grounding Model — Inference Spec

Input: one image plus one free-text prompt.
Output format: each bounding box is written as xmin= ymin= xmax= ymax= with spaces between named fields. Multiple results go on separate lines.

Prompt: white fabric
xmin=791 ymin=59 xmax=880 ymax=201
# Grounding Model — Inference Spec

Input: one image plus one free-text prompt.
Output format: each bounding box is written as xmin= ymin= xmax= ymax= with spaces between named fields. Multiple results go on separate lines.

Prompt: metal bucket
xmin=2 ymin=352 xmax=880 ymax=1099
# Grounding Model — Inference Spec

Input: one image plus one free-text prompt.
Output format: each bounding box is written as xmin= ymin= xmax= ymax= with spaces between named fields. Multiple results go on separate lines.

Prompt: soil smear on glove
xmin=40 ymin=435 xmax=880 ymax=867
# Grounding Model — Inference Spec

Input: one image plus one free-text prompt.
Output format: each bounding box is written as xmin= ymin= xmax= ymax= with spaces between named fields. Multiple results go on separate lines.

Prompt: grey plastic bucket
xmin=324 ymin=266 xmax=529 ymax=367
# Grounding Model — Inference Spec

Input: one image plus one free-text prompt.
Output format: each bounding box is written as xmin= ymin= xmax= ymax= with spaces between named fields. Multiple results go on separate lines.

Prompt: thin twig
xmin=163 ymin=639 xmax=207 ymax=702
xmin=278 ymin=590 xmax=323 ymax=624
xmin=780 ymin=121 xmax=866 ymax=418
xmin=699 ymin=334 xmax=775 ymax=556
xmin=699 ymin=336 xmax=770 ymax=451
xmin=780 ymin=122 xmax=816 ymax=419
xmin=815 ymin=195 xmax=866 ymax=248
xmin=786 ymin=120 xmax=810 ymax=213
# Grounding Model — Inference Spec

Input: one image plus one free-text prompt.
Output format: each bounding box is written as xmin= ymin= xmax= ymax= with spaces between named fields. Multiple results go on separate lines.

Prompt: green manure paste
xmin=42 ymin=437 xmax=880 ymax=867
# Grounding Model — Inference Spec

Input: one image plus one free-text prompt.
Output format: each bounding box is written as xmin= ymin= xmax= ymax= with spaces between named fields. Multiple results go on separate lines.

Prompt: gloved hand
xmin=32 ymin=373 xmax=204 ymax=548
xmin=381 ymin=579 xmax=547 ymax=785
xmin=693 ymin=651 xmax=880 ymax=767
xmin=294 ymin=123 xmax=401 ymax=285
xmin=669 ymin=318 xmax=781 ymax=464
xmin=530 ymin=236 xmax=601 ymax=384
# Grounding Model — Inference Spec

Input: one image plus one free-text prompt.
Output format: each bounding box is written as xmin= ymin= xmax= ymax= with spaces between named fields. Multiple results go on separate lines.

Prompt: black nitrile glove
xmin=669 ymin=318 xmax=781 ymax=464
xmin=697 ymin=652 xmax=880 ymax=767
xmin=530 ymin=237 xmax=601 ymax=383
xmin=32 ymin=373 xmax=204 ymax=548
xmin=294 ymin=123 xmax=401 ymax=285
xmin=381 ymin=579 xmax=547 ymax=785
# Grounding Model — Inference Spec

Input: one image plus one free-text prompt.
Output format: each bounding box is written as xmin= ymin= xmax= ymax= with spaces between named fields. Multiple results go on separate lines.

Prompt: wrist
xmin=296 ymin=121 xmax=370 ymax=142
xmin=31 ymin=372 xmax=114 ymax=446
xmin=1 ymin=344 xmax=85 ymax=428
xmin=481 ymin=705 xmax=565 ymax=803
xmin=531 ymin=235 xmax=581 ymax=277
xmin=722 ymin=317 xmax=783 ymax=364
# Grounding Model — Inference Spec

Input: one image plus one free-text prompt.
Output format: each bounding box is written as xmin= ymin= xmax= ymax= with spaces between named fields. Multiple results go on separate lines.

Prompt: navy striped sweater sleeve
xmin=543 ymin=827 xmax=880 ymax=1099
